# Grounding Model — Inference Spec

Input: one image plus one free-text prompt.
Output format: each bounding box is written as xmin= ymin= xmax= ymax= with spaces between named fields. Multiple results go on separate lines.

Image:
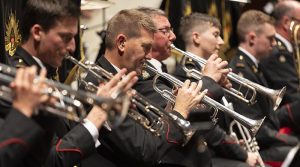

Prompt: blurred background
xmin=0 ymin=0 xmax=290 ymax=82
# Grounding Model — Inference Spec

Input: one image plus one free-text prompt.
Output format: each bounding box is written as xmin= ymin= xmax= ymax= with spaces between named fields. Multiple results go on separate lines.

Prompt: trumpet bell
xmin=272 ymin=86 xmax=286 ymax=111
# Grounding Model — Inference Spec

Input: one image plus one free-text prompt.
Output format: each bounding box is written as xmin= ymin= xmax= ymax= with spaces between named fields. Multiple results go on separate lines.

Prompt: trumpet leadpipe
xmin=171 ymin=44 xmax=286 ymax=110
xmin=145 ymin=64 xmax=264 ymax=137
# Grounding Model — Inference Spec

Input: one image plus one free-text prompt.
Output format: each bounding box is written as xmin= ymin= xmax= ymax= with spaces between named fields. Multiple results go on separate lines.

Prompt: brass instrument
xmin=145 ymin=64 xmax=265 ymax=137
xmin=290 ymin=21 xmax=300 ymax=82
xmin=225 ymin=100 xmax=265 ymax=167
xmin=171 ymin=44 xmax=286 ymax=111
xmin=0 ymin=63 xmax=129 ymax=125
xmin=65 ymin=55 xmax=195 ymax=142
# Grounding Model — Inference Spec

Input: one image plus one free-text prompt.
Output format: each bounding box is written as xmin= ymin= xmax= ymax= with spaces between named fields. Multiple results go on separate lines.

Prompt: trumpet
xmin=225 ymin=100 xmax=265 ymax=167
xmin=229 ymin=121 xmax=265 ymax=167
xmin=0 ymin=63 xmax=129 ymax=125
xmin=144 ymin=64 xmax=265 ymax=137
xmin=171 ymin=44 xmax=286 ymax=111
xmin=65 ymin=55 xmax=195 ymax=142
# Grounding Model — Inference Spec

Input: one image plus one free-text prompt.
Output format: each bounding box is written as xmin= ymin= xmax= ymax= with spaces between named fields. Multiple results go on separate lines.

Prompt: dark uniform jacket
xmin=7 ymin=47 xmax=97 ymax=167
xmin=82 ymin=55 xmax=185 ymax=167
xmin=0 ymin=108 xmax=44 ymax=167
xmin=229 ymin=49 xmax=299 ymax=161
xmin=260 ymin=36 xmax=300 ymax=131
xmin=260 ymin=36 xmax=300 ymax=103
xmin=173 ymin=58 xmax=248 ymax=163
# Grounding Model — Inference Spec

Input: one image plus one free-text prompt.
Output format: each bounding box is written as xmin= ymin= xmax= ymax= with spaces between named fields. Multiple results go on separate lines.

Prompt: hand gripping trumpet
xmin=0 ymin=63 xmax=129 ymax=125
xmin=171 ymin=44 xmax=286 ymax=111
xmin=144 ymin=64 xmax=265 ymax=137
xmin=65 ymin=55 xmax=195 ymax=142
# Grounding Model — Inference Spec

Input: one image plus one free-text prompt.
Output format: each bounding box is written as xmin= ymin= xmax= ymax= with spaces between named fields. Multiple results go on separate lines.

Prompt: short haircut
xmin=179 ymin=13 xmax=221 ymax=46
xmin=105 ymin=9 xmax=156 ymax=50
xmin=136 ymin=7 xmax=166 ymax=20
xmin=237 ymin=10 xmax=274 ymax=42
xmin=22 ymin=0 xmax=80 ymax=41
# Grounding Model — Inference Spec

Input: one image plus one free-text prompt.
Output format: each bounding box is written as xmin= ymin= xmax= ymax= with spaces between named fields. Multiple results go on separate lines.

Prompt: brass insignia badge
xmin=277 ymin=41 xmax=286 ymax=50
xmin=15 ymin=59 xmax=25 ymax=68
xmin=142 ymin=70 xmax=150 ymax=80
xmin=5 ymin=12 xmax=22 ymax=56
xmin=252 ymin=65 xmax=258 ymax=73
xmin=279 ymin=55 xmax=286 ymax=63
xmin=277 ymin=41 xmax=282 ymax=46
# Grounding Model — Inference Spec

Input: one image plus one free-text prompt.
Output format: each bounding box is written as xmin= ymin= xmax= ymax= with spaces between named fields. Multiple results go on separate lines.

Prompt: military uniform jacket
xmin=260 ymin=36 xmax=300 ymax=104
xmin=173 ymin=58 xmax=248 ymax=162
xmin=8 ymin=47 xmax=97 ymax=167
xmin=133 ymin=60 xmax=208 ymax=167
xmin=229 ymin=49 xmax=298 ymax=150
xmin=0 ymin=108 xmax=44 ymax=167
xmin=82 ymin=55 xmax=185 ymax=167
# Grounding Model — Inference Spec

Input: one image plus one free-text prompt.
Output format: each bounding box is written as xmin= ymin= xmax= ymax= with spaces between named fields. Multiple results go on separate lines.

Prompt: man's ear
xmin=192 ymin=32 xmax=201 ymax=45
xmin=31 ymin=24 xmax=43 ymax=42
xmin=116 ymin=34 xmax=127 ymax=52
xmin=282 ymin=15 xmax=292 ymax=32
xmin=248 ymin=31 xmax=256 ymax=46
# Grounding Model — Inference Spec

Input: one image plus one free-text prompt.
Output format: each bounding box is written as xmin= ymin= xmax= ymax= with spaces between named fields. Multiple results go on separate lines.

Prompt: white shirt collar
xmin=148 ymin=58 xmax=163 ymax=72
xmin=111 ymin=63 xmax=121 ymax=72
xmin=275 ymin=33 xmax=293 ymax=53
xmin=32 ymin=56 xmax=46 ymax=69
xmin=238 ymin=46 xmax=259 ymax=67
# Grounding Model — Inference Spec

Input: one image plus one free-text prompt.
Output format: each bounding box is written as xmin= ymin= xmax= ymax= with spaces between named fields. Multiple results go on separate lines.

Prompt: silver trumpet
xmin=65 ymin=55 xmax=195 ymax=142
xmin=171 ymin=44 xmax=286 ymax=111
xmin=0 ymin=63 xmax=129 ymax=124
xmin=223 ymin=99 xmax=265 ymax=167
xmin=229 ymin=120 xmax=265 ymax=167
xmin=145 ymin=64 xmax=265 ymax=137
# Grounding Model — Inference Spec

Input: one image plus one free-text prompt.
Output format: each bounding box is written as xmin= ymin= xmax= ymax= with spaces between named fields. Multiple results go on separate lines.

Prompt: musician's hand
xmin=88 ymin=68 xmax=138 ymax=128
xmin=174 ymin=80 xmax=207 ymax=118
xmin=96 ymin=68 xmax=138 ymax=97
xmin=11 ymin=66 xmax=48 ymax=118
xmin=219 ymin=73 xmax=232 ymax=89
xmin=86 ymin=105 xmax=108 ymax=129
xmin=246 ymin=152 xmax=259 ymax=167
xmin=202 ymin=54 xmax=230 ymax=83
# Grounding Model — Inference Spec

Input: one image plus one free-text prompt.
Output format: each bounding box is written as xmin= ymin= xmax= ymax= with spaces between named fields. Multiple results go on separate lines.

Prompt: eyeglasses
xmin=157 ymin=27 xmax=173 ymax=37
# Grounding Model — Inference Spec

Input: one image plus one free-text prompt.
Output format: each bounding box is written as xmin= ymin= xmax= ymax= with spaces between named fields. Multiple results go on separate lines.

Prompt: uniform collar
xmin=32 ymin=56 xmax=46 ymax=69
xmin=275 ymin=33 xmax=293 ymax=53
xmin=148 ymin=58 xmax=163 ymax=72
xmin=238 ymin=46 xmax=259 ymax=67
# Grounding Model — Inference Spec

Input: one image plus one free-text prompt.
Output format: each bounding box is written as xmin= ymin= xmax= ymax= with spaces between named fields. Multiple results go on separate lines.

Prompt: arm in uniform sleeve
xmin=0 ymin=108 xmax=44 ymax=167
xmin=105 ymin=111 xmax=185 ymax=166
xmin=45 ymin=120 xmax=98 ymax=167
xmin=277 ymin=101 xmax=300 ymax=132
xmin=207 ymin=125 xmax=248 ymax=162
xmin=256 ymin=122 xmax=298 ymax=148
xmin=81 ymin=68 xmax=185 ymax=165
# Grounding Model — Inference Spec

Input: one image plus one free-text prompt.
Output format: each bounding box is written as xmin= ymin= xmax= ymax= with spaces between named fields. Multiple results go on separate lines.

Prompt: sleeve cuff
xmin=82 ymin=119 xmax=100 ymax=147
